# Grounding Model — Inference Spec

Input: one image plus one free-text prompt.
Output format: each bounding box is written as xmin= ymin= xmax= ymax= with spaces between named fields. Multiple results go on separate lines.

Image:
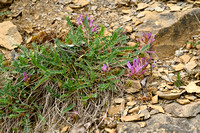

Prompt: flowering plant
xmin=127 ymin=57 xmax=154 ymax=76
xmin=72 ymin=111 xmax=78 ymax=121
xmin=137 ymin=32 xmax=155 ymax=53
xmin=102 ymin=61 xmax=109 ymax=72
xmin=77 ymin=15 xmax=97 ymax=34
xmin=138 ymin=32 xmax=155 ymax=47
xmin=0 ymin=14 xmax=157 ymax=132
xmin=126 ymin=32 xmax=156 ymax=77
xmin=23 ymin=71 xmax=31 ymax=83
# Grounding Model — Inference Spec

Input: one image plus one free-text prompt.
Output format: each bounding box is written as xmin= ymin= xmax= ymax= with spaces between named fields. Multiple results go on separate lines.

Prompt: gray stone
xmin=175 ymin=48 xmax=184 ymax=57
xmin=140 ymin=109 xmax=150 ymax=120
xmin=117 ymin=114 xmax=200 ymax=133
xmin=165 ymin=101 xmax=200 ymax=118
xmin=137 ymin=12 xmax=145 ymax=18
xmin=136 ymin=8 xmax=200 ymax=58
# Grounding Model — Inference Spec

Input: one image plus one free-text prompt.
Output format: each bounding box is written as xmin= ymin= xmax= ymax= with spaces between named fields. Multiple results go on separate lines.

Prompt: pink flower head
xmin=80 ymin=15 xmax=84 ymax=22
xmin=89 ymin=19 xmax=93 ymax=27
xmin=138 ymin=32 xmax=155 ymax=45
xmin=102 ymin=61 xmax=109 ymax=72
xmin=141 ymin=36 xmax=144 ymax=42
xmin=77 ymin=14 xmax=97 ymax=33
xmin=138 ymin=39 xmax=140 ymax=44
xmin=87 ymin=15 xmax=92 ymax=21
xmin=23 ymin=71 xmax=31 ymax=82
xmin=151 ymin=60 xmax=155 ymax=68
xmin=77 ymin=15 xmax=84 ymax=26
xmin=150 ymin=35 xmax=155 ymax=44
xmin=77 ymin=15 xmax=81 ymax=25
xmin=148 ymin=32 xmax=152 ymax=39
xmin=92 ymin=25 xmax=97 ymax=32
xmin=127 ymin=57 xmax=150 ymax=76
xmin=72 ymin=111 xmax=78 ymax=119
xmin=74 ymin=110 xmax=78 ymax=114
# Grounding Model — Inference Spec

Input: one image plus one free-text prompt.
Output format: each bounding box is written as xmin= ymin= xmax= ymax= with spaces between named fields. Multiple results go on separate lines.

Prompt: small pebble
xmin=196 ymin=44 xmax=200 ymax=50
xmin=170 ymin=60 xmax=175 ymax=65
xmin=91 ymin=6 xmax=97 ymax=11
xmin=189 ymin=49 xmax=193 ymax=54
xmin=175 ymin=48 xmax=183 ymax=57
xmin=186 ymin=43 xmax=192 ymax=49
xmin=126 ymin=96 xmax=133 ymax=102
xmin=193 ymin=51 xmax=197 ymax=56
xmin=183 ymin=49 xmax=189 ymax=53
xmin=150 ymin=82 xmax=158 ymax=86
xmin=168 ymin=73 xmax=174 ymax=78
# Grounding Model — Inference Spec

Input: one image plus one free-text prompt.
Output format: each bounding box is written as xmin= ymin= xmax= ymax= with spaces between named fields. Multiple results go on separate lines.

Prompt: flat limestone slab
xmin=117 ymin=113 xmax=200 ymax=133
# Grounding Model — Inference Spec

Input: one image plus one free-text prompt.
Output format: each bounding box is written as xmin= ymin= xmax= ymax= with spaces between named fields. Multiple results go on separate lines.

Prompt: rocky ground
xmin=0 ymin=0 xmax=200 ymax=133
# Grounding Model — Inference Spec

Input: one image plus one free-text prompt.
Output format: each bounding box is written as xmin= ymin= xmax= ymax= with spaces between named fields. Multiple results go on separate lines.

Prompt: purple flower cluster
xmin=23 ymin=71 xmax=31 ymax=83
xmin=127 ymin=57 xmax=154 ymax=77
xmin=102 ymin=61 xmax=109 ymax=72
xmin=137 ymin=32 xmax=156 ymax=54
xmin=100 ymin=31 xmax=155 ymax=77
xmin=138 ymin=32 xmax=155 ymax=45
xmin=77 ymin=15 xmax=97 ymax=32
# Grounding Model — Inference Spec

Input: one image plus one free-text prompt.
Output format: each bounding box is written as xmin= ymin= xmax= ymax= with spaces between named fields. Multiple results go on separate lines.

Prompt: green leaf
xmin=99 ymin=25 xmax=105 ymax=37
xmin=83 ymin=16 xmax=90 ymax=31
xmin=194 ymin=42 xmax=200 ymax=46
xmin=0 ymin=98 xmax=11 ymax=104
xmin=81 ymin=96 xmax=90 ymax=101
xmin=33 ymin=75 xmax=49 ymax=90
xmin=114 ymin=69 xmax=125 ymax=76
xmin=0 ymin=10 xmax=10 ymax=16
xmin=62 ymin=103 xmax=75 ymax=115
xmin=66 ymin=16 xmax=74 ymax=31
xmin=37 ymin=113 xmax=46 ymax=123
xmin=9 ymin=114 xmax=20 ymax=118
xmin=11 ymin=70 xmax=19 ymax=74
xmin=175 ymin=72 xmax=183 ymax=87
xmin=32 ymin=42 xmax=38 ymax=51
xmin=90 ymin=93 xmax=97 ymax=98
xmin=118 ymin=59 xmax=133 ymax=66
xmin=0 ymin=53 xmax=3 ymax=64
xmin=177 ymin=72 xmax=181 ymax=80
xmin=24 ymin=114 xmax=31 ymax=133
xmin=33 ymin=103 xmax=43 ymax=110
xmin=116 ymin=45 xmax=138 ymax=51
xmin=140 ymin=43 xmax=150 ymax=53
xmin=47 ymin=69 xmax=65 ymax=75
xmin=77 ymin=84 xmax=89 ymax=90
xmin=13 ymin=108 xmax=26 ymax=113
xmin=30 ymin=50 xmax=37 ymax=66
xmin=102 ymin=75 xmax=116 ymax=81
xmin=60 ymin=94 xmax=70 ymax=98
xmin=17 ymin=44 xmax=29 ymax=57
xmin=0 ymin=110 xmax=4 ymax=114
xmin=37 ymin=64 xmax=48 ymax=72
xmin=109 ymin=31 xmax=118 ymax=45
xmin=98 ymin=83 xmax=110 ymax=91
